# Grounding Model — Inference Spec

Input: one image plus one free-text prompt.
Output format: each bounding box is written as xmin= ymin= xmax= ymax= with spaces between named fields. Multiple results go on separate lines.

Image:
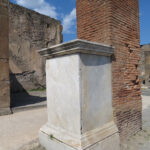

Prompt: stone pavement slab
xmin=0 ymin=91 xmax=150 ymax=150
xmin=122 ymin=94 xmax=150 ymax=150
xmin=11 ymin=91 xmax=46 ymax=113
xmin=0 ymin=108 xmax=47 ymax=150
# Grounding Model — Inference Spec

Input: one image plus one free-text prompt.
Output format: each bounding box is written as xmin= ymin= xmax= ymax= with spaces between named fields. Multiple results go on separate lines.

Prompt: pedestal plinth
xmin=38 ymin=39 xmax=120 ymax=150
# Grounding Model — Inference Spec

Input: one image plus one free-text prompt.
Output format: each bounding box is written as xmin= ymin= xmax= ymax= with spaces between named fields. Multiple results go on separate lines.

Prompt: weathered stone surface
xmin=0 ymin=7 xmax=9 ymax=59
xmin=39 ymin=131 xmax=120 ymax=150
xmin=0 ymin=15 xmax=8 ymax=36
xmin=0 ymin=108 xmax=11 ymax=116
xmin=0 ymin=0 xmax=10 ymax=115
xmin=0 ymin=59 xmax=9 ymax=81
xmin=9 ymin=3 xmax=62 ymax=92
xmin=38 ymin=39 xmax=114 ymax=59
xmin=141 ymin=44 xmax=150 ymax=86
xmin=0 ymin=81 xmax=10 ymax=108
xmin=0 ymin=4 xmax=9 ymax=16
xmin=39 ymin=40 xmax=120 ymax=150
xmin=0 ymin=37 xmax=9 ymax=59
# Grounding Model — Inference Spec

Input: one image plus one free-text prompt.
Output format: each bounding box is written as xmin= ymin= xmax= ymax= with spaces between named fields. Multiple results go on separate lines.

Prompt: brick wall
xmin=77 ymin=0 xmax=142 ymax=141
xmin=0 ymin=0 xmax=11 ymax=115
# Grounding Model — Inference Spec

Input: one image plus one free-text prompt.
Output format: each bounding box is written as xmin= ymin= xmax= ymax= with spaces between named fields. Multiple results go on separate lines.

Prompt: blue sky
xmin=139 ymin=0 xmax=150 ymax=45
xmin=10 ymin=0 xmax=149 ymax=45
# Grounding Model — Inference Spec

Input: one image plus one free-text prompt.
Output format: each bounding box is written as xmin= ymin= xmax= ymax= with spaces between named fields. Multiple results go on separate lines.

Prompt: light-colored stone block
xmin=39 ymin=128 xmax=120 ymax=150
xmin=80 ymin=54 xmax=112 ymax=133
xmin=38 ymin=39 xmax=120 ymax=150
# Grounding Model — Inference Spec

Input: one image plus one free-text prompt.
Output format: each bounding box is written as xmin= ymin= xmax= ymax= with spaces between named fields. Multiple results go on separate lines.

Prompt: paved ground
xmin=0 ymin=90 xmax=150 ymax=150
xmin=0 ymin=108 xmax=47 ymax=150
xmin=122 ymin=91 xmax=150 ymax=150
xmin=11 ymin=91 xmax=46 ymax=112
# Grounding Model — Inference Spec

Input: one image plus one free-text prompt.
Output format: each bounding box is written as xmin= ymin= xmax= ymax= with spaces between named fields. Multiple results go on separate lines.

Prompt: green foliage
xmin=50 ymin=134 xmax=54 ymax=140
xmin=29 ymin=88 xmax=46 ymax=92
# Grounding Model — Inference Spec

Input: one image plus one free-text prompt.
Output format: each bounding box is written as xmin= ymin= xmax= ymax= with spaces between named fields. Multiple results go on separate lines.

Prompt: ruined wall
xmin=9 ymin=3 xmax=62 ymax=92
xmin=0 ymin=0 xmax=11 ymax=115
xmin=140 ymin=45 xmax=145 ymax=82
xmin=141 ymin=44 xmax=150 ymax=86
xmin=77 ymin=0 xmax=142 ymax=140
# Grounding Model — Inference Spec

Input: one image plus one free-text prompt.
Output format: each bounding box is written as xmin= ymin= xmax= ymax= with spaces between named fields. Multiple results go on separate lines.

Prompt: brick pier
xmin=77 ymin=0 xmax=142 ymax=141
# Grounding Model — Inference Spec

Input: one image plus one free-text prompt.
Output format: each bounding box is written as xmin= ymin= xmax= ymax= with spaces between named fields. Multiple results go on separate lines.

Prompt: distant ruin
xmin=141 ymin=44 xmax=150 ymax=86
xmin=0 ymin=0 xmax=10 ymax=115
xmin=9 ymin=3 xmax=63 ymax=93
xmin=0 ymin=0 xmax=62 ymax=115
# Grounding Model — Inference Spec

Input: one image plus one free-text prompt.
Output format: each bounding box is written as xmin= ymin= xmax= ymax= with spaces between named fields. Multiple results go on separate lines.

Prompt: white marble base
xmin=38 ymin=40 xmax=120 ymax=150
xmin=39 ymin=126 xmax=120 ymax=150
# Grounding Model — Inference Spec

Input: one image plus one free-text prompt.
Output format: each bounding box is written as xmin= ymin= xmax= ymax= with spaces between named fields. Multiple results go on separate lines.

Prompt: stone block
xmin=0 ymin=37 xmax=9 ymax=59
xmin=9 ymin=3 xmax=62 ymax=92
xmin=0 ymin=15 xmax=9 ymax=37
xmin=39 ymin=131 xmax=120 ymax=150
xmin=1 ymin=0 xmax=9 ymax=4
xmin=0 ymin=81 xmax=10 ymax=108
xmin=0 ymin=107 xmax=11 ymax=116
xmin=0 ymin=59 xmax=9 ymax=81
xmin=38 ymin=40 xmax=120 ymax=150
xmin=0 ymin=4 xmax=8 ymax=16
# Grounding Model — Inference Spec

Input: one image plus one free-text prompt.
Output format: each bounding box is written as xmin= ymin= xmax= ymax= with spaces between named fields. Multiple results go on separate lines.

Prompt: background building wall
xmin=0 ymin=0 xmax=11 ymax=115
xmin=141 ymin=44 xmax=150 ymax=86
xmin=77 ymin=0 xmax=142 ymax=141
xmin=9 ymin=3 xmax=63 ymax=93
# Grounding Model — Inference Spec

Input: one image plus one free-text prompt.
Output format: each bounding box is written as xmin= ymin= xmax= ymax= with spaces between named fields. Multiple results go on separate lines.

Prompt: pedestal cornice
xmin=38 ymin=39 xmax=114 ymax=59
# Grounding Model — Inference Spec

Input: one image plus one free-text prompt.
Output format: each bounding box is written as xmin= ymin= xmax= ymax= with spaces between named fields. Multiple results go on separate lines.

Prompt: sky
xmin=139 ymin=0 xmax=150 ymax=45
xmin=10 ymin=0 xmax=149 ymax=45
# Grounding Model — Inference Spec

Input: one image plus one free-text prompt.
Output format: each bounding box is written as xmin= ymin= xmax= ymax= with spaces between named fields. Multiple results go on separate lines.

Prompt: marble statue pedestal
xmin=38 ymin=39 xmax=120 ymax=150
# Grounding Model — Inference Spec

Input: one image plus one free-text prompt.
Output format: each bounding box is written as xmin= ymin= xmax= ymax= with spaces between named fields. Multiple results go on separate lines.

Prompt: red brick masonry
xmin=77 ymin=0 xmax=142 ymax=141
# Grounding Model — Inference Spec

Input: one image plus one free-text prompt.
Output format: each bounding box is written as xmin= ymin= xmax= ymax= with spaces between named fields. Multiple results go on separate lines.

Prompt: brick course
xmin=77 ymin=0 xmax=142 ymax=141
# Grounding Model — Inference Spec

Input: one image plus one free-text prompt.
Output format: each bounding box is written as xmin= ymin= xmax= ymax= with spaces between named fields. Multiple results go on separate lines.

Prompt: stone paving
xmin=21 ymin=93 xmax=150 ymax=150
xmin=122 ymin=94 xmax=150 ymax=150
xmin=0 ymin=108 xmax=47 ymax=150
xmin=0 ymin=91 xmax=150 ymax=150
xmin=11 ymin=91 xmax=46 ymax=112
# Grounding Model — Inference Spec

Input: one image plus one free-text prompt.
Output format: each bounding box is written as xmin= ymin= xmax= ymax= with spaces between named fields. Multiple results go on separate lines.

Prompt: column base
xmin=39 ymin=123 xmax=120 ymax=150
xmin=0 ymin=108 xmax=11 ymax=116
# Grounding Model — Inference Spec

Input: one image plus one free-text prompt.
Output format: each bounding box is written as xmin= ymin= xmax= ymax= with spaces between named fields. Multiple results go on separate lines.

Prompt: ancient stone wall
xmin=77 ymin=0 xmax=142 ymax=141
xmin=9 ymin=3 xmax=62 ymax=93
xmin=0 ymin=0 xmax=11 ymax=115
xmin=141 ymin=44 xmax=150 ymax=86
xmin=140 ymin=45 xmax=145 ymax=82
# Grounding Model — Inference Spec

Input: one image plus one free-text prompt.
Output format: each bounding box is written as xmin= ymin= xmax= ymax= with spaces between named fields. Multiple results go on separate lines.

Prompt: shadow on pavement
xmin=10 ymin=73 xmax=46 ymax=108
xmin=11 ymin=92 xmax=46 ymax=108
